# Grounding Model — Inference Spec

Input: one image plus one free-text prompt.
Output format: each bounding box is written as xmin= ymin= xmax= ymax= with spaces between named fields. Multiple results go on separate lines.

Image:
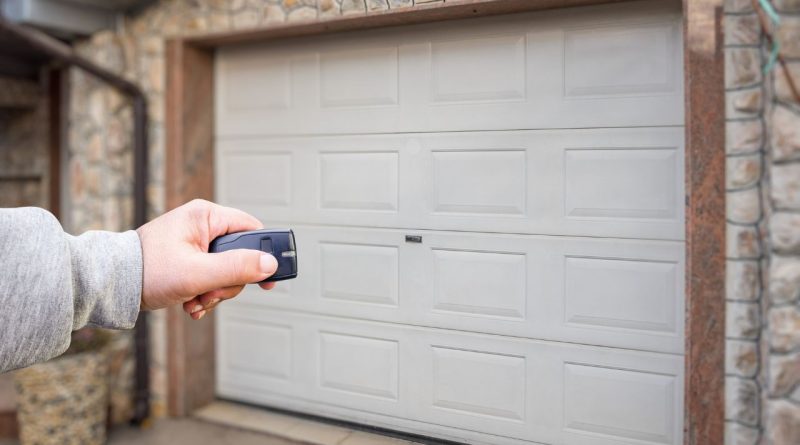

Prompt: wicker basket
xmin=13 ymin=350 xmax=109 ymax=445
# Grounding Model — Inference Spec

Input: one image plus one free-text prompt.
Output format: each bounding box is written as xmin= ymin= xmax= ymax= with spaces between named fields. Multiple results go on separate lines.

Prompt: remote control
xmin=209 ymin=229 xmax=298 ymax=283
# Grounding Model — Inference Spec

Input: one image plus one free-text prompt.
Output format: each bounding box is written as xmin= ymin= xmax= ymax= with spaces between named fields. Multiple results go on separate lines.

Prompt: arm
xmin=1 ymin=200 xmax=279 ymax=373
xmin=0 ymin=207 xmax=142 ymax=372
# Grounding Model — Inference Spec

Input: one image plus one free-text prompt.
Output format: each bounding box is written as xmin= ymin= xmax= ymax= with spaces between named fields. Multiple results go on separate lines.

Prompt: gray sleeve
xmin=0 ymin=207 xmax=142 ymax=373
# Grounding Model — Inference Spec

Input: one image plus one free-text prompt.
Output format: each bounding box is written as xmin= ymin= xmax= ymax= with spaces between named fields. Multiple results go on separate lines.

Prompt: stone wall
xmin=723 ymin=0 xmax=800 ymax=444
xmin=0 ymin=75 xmax=48 ymax=438
xmin=0 ymin=76 xmax=49 ymax=209
xmin=764 ymin=0 xmax=800 ymax=442
xmin=65 ymin=0 xmax=800 ymax=439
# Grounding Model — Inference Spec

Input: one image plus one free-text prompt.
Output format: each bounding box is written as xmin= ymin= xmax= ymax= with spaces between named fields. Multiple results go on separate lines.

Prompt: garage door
xmin=214 ymin=1 xmax=685 ymax=444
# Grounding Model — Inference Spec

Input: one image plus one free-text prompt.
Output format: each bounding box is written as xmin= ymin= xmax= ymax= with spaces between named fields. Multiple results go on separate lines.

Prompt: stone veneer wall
xmin=0 ymin=75 xmax=48 ymax=437
xmin=66 ymin=0 xmax=800 ymax=439
xmin=0 ymin=76 xmax=49 ymax=209
xmin=0 ymin=72 xmax=135 ymax=433
xmin=724 ymin=0 xmax=800 ymax=444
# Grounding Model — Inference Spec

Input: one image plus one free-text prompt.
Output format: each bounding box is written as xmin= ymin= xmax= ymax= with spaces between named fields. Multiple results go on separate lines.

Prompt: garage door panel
xmin=420 ymin=129 xmax=684 ymax=239
xmin=318 ymin=332 xmax=400 ymax=401
xmin=220 ymin=151 xmax=292 ymax=207
xmin=216 ymin=1 xmax=682 ymax=137
xmin=319 ymin=151 xmax=399 ymax=212
xmin=432 ymin=149 xmax=527 ymax=216
xmin=231 ymin=225 xmax=683 ymax=353
xmin=222 ymin=310 xmax=413 ymax=418
xmin=215 ymin=2 xmax=686 ymax=442
xmin=319 ymin=46 xmax=399 ymax=108
xmin=217 ymin=127 xmax=684 ymax=240
xmin=418 ymin=232 xmax=684 ymax=353
xmin=218 ymin=307 xmax=683 ymax=444
xmin=413 ymin=332 xmax=683 ymax=444
xmin=562 ymin=22 xmax=678 ymax=99
xmin=429 ymin=35 xmax=527 ymax=104
xmin=564 ymin=256 xmax=678 ymax=333
xmin=217 ymin=148 xmax=296 ymax=223
xmin=564 ymin=147 xmax=679 ymax=220
xmin=554 ymin=348 xmax=682 ymax=445
xmin=222 ymin=319 xmax=292 ymax=380
xmin=223 ymin=53 xmax=292 ymax=111
xmin=563 ymin=363 xmax=676 ymax=445
xmin=412 ymin=343 xmax=535 ymax=441
xmin=217 ymin=315 xmax=301 ymax=396
xmin=314 ymin=328 xmax=407 ymax=416
xmin=429 ymin=347 xmax=527 ymax=421
xmin=320 ymin=242 xmax=399 ymax=307
xmin=432 ymin=248 xmax=527 ymax=320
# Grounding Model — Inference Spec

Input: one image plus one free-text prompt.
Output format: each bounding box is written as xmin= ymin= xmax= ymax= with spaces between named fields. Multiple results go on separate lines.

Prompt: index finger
xmin=207 ymin=202 xmax=264 ymax=240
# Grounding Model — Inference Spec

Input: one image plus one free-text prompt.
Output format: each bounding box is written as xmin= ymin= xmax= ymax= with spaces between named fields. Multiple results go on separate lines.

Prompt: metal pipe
xmin=130 ymin=95 xmax=150 ymax=427
xmin=0 ymin=16 xmax=150 ymax=425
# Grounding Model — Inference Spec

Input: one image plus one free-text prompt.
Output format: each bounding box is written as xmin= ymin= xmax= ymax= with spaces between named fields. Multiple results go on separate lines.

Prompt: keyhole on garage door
xmin=405 ymin=235 xmax=422 ymax=243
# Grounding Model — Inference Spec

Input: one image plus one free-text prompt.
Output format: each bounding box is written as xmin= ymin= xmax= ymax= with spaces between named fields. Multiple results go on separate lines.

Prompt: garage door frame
xmin=163 ymin=1 xmax=725 ymax=443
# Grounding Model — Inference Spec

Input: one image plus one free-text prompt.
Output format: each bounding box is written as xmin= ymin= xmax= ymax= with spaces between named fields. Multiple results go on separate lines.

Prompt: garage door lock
xmin=405 ymin=235 xmax=423 ymax=243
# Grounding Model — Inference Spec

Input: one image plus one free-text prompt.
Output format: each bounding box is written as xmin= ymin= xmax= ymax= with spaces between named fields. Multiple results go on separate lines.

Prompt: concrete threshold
xmin=194 ymin=401 xmax=422 ymax=445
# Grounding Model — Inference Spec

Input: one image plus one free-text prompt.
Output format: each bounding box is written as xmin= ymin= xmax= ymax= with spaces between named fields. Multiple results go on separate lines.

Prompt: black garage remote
xmin=209 ymin=229 xmax=298 ymax=283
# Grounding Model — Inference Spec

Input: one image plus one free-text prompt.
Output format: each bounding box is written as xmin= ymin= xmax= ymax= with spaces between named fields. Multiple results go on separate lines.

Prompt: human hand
xmin=136 ymin=199 xmax=278 ymax=319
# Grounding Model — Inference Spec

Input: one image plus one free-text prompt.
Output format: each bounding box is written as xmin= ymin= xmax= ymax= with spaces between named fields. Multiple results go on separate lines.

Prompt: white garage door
xmin=214 ymin=1 xmax=685 ymax=444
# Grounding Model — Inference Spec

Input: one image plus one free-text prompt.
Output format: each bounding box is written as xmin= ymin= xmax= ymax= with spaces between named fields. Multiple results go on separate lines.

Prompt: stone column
xmin=724 ymin=1 xmax=766 ymax=443
xmin=765 ymin=0 xmax=800 ymax=443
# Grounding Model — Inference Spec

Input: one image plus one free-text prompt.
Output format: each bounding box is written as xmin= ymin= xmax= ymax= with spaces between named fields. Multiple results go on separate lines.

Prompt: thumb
xmin=193 ymin=249 xmax=278 ymax=292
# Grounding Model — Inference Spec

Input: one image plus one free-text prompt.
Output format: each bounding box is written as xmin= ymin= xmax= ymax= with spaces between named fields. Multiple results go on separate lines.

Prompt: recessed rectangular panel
xmin=432 ymin=347 xmax=526 ymax=421
xmin=225 ymin=320 xmax=291 ymax=379
xmin=319 ymin=333 xmax=398 ymax=400
xmin=320 ymin=152 xmax=398 ymax=211
xmin=321 ymin=243 xmax=398 ymax=306
xmin=224 ymin=153 xmax=291 ymax=206
xmin=224 ymin=57 xmax=291 ymax=110
xmin=320 ymin=47 xmax=399 ymax=107
xmin=564 ymin=363 xmax=675 ymax=444
xmin=433 ymin=150 xmax=526 ymax=215
xmin=218 ymin=2 xmax=683 ymax=137
xmin=431 ymin=35 xmax=526 ymax=103
xmin=564 ymin=23 xmax=677 ymax=97
xmin=565 ymin=148 xmax=678 ymax=220
xmin=433 ymin=249 xmax=526 ymax=319
xmin=565 ymin=256 xmax=678 ymax=333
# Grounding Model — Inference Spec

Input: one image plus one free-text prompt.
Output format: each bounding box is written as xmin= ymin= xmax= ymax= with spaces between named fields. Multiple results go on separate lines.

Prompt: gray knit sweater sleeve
xmin=0 ymin=207 xmax=142 ymax=373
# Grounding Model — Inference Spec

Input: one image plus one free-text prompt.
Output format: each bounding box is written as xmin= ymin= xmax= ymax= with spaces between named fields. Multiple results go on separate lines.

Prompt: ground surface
xmin=0 ymin=418 xmax=303 ymax=445
xmin=1 ymin=401 xmax=424 ymax=445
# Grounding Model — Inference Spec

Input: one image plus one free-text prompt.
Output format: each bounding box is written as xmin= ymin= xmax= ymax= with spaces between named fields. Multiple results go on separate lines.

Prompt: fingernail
xmin=196 ymin=310 xmax=207 ymax=320
xmin=260 ymin=253 xmax=278 ymax=275
xmin=191 ymin=304 xmax=203 ymax=314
